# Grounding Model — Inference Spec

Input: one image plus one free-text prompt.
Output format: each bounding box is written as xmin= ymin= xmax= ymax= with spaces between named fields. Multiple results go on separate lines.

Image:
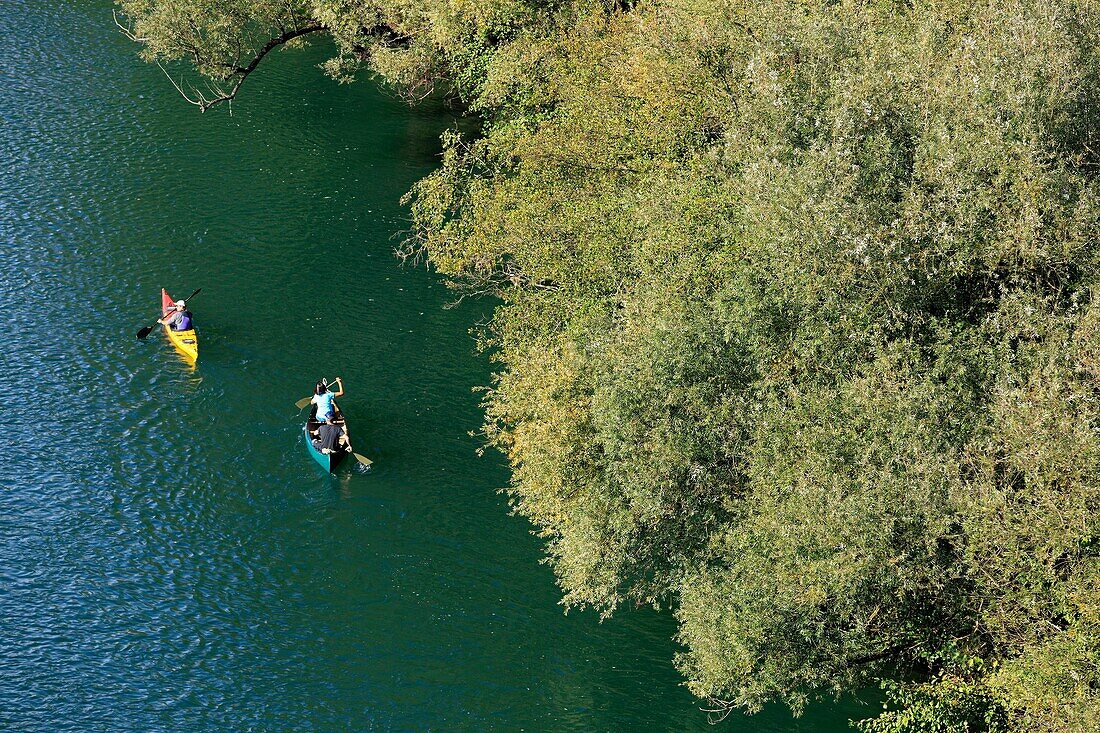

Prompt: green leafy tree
xmin=117 ymin=1 xmax=1100 ymax=730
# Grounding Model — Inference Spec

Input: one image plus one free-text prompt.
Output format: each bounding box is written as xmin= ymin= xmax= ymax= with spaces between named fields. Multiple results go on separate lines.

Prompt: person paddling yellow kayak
xmin=158 ymin=288 xmax=198 ymax=361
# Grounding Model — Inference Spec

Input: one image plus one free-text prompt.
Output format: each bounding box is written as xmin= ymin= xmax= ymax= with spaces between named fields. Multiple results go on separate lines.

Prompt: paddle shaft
xmin=338 ymin=421 xmax=373 ymax=467
xmin=136 ymin=288 xmax=201 ymax=339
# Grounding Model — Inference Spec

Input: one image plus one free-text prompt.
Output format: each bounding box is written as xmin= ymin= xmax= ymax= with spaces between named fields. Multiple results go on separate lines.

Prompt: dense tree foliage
xmin=118 ymin=1 xmax=1100 ymax=730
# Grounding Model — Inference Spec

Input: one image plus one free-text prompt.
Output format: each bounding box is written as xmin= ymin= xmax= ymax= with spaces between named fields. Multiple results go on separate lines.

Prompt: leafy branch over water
xmin=117 ymin=1 xmax=1100 ymax=730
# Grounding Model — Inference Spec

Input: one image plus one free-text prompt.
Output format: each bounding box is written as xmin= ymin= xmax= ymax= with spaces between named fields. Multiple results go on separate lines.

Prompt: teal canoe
xmin=303 ymin=407 xmax=351 ymax=473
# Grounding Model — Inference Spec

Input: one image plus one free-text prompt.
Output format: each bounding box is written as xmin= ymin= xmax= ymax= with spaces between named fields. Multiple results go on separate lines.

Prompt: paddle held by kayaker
xmin=158 ymin=299 xmax=193 ymax=332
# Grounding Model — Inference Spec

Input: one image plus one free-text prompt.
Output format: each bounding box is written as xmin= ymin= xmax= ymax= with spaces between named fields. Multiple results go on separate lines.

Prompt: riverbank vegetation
xmin=117 ymin=1 xmax=1100 ymax=730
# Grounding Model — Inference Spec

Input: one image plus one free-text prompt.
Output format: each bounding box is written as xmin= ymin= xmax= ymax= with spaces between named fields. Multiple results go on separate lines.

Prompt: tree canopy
xmin=117 ymin=1 xmax=1100 ymax=730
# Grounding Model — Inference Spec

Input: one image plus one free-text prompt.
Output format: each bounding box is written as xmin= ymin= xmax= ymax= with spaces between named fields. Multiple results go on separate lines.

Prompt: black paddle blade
xmin=136 ymin=325 xmax=155 ymax=339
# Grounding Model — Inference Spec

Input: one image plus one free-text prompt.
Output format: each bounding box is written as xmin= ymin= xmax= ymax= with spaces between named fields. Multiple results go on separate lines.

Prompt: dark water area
xmin=0 ymin=2 xmax=867 ymax=730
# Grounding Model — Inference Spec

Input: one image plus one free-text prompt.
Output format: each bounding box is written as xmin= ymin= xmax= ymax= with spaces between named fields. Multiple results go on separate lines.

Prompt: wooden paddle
xmin=342 ymin=432 xmax=373 ymax=468
xmin=341 ymin=421 xmax=372 ymax=467
xmin=136 ymin=288 xmax=201 ymax=339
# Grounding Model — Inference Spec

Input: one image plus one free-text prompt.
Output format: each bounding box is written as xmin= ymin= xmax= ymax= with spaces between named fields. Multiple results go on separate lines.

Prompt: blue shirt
xmin=311 ymin=392 xmax=336 ymax=418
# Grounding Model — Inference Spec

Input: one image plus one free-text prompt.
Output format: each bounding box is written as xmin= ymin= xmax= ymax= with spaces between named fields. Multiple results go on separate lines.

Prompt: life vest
xmin=174 ymin=311 xmax=193 ymax=331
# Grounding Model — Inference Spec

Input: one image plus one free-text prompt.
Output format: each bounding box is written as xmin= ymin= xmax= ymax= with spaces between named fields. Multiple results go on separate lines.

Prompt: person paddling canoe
xmin=158 ymin=299 xmax=194 ymax=332
xmin=311 ymin=414 xmax=351 ymax=455
xmin=310 ymin=377 xmax=345 ymax=422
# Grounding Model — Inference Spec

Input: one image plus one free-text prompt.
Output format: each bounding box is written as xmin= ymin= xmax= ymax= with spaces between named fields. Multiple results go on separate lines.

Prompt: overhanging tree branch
xmin=170 ymin=22 xmax=324 ymax=112
xmin=115 ymin=10 xmax=324 ymax=112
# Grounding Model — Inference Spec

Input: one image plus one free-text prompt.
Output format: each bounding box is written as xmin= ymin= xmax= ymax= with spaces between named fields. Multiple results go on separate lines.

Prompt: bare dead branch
xmin=700 ymin=697 xmax=737 ymax=724
xmin=157 ymin=62 xmax=204 ymax=108
xmin=112 ymin=9 xmax=147 ymax=42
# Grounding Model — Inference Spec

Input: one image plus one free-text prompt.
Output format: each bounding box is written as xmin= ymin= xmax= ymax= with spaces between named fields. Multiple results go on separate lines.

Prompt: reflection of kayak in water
xmin=304 ymin=406 xmax=352 ymax=473
xmin=161 ymin=288 xmax=198 ymax=361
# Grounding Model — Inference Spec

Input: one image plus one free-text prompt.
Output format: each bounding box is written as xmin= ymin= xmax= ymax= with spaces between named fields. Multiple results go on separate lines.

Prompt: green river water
xmin=0 ymin=2 xmax=867 ymax=730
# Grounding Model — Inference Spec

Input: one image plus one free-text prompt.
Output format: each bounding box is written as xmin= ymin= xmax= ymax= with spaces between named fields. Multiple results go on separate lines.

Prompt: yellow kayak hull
xmin=165 ymin=325 xmax=199 ymax=361
xmin=161 ymin=288 xmax=198 ymax=362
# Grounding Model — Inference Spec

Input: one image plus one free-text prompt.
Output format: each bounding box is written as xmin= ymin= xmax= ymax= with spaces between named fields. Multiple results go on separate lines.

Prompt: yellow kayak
xmin=161 ymin=288 xmax=198 ymax=361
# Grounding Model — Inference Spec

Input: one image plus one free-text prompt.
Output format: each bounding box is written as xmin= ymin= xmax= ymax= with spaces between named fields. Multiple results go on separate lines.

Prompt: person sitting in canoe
xmin=312 ymin=415 xmax=350 ymax=455
xmin=310 ymin=377 xmax=344 ymax=422
xmin=158 ymin=300 xmax=193 ymax=331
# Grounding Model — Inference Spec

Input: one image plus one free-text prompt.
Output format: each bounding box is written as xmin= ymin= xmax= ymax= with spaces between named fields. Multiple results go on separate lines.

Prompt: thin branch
xmin=112 ymin=10 xmax=147 ymax=42
xmin=123 ymin=17 xmax=324 ymax=112
xmin=157 ymin=61 xmax=203 ymax=107
xmin=182 ymin=23 xmax=324 ymax=112
xmin=700 ymin=697 xmax=737 ymax=724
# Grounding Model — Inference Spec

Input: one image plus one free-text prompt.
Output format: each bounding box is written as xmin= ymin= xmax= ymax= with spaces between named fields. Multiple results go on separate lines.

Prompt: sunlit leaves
xmin=120 ymin=0 xmax=1100 ymax=730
